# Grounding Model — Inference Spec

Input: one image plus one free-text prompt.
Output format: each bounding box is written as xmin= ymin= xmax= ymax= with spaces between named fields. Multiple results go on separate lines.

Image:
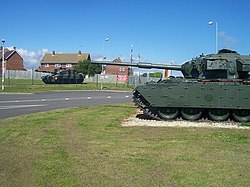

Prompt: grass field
xmin=1 ymin=78 xmax=132 ymax=93
xmin=0 ymin=103 xmax=249 ymax=186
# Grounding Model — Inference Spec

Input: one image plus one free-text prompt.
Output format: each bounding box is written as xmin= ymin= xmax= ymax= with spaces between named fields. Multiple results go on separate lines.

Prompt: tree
xmin=150 ymin=72 xmax=163 ymax=78
xmin=76 ymin=60 xmax=102 ymax=77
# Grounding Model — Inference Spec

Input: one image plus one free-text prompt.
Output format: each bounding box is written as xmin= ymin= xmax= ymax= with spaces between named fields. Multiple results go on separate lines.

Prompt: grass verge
xmin=0 ymin=103 xmax=249 ymax=186
xmin=1 ymin=79 xmax=132 ymax=93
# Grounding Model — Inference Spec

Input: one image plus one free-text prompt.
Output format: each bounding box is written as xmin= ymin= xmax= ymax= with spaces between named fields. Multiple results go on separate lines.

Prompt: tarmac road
xmin=0 ymin=91 xmax=132 ymax=119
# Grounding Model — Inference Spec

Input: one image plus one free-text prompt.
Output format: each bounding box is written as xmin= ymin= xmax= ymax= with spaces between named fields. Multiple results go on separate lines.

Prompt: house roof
xmin=0 ymin=48 xmax=13 ymax=61
xmin=4 ymin=50 xmax=15 ymax=59
xmin=0 ymin=48 xmax=24 ymax=61
xmin=40 ymin=52 xmax=90 ymax=64
xmin=112 ymin=57 xmax=122 ymax=63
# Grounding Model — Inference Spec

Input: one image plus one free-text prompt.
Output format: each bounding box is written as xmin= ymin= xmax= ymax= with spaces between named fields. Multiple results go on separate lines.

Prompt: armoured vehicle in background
xmin=92 ymin=49 xmax=250 ymax=122
xmin=42 ymin=69 xmax=84 ymax=84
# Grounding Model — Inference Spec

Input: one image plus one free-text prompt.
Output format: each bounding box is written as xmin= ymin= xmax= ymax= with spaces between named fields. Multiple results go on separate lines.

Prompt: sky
xmin=1 ymin=0 xmax=250 ymax=69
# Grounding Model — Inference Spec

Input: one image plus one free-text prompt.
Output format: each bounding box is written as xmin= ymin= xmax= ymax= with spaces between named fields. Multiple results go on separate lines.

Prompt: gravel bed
xmin=122 ymin=112 xmax=250 ymax=129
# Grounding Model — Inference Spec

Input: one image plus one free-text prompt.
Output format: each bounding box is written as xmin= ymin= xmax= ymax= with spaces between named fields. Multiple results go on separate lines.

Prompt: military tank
xmin=41 ymin=69 xmax=84 ymax=84
xmin=92 ymin=49 xmax=250 ymax=122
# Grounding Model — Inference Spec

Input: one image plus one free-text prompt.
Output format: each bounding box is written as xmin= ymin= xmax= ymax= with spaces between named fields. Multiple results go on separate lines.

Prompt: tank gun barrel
xmin=91 ymin=61 xmax=182 ymax=71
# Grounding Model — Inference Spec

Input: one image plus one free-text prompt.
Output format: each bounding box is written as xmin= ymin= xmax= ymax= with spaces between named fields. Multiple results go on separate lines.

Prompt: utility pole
xmin=101 ymin=37 xmax=109 ymax=89
xmin=208 ymin=21 xmax=218 ymax=53
xmin=1 ymin=39 xmax=5 ymax=91
xmin=130 ymin=44 xmax=133 ymax=64
xmin=128 ymin=44 xmax=133 ymax=87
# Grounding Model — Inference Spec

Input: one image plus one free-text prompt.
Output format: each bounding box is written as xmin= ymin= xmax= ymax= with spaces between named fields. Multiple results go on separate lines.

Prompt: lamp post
xmin=128 ymin=44 xmax=133 ymax=87
xmin=101 ymin=37 xmax=109 ymax=89
xmin=208 ymin=21 xmax=218 ymax=53
xmin=1 ymin=39 xmax=5 ymax=91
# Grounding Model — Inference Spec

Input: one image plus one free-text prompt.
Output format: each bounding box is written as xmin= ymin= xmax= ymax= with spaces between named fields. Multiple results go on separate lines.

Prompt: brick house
xmin=104 ymin=57 xmax=132 ymax=75
xmin=0 ymin=47 xmax=24 ymax=72
xmin=36 ymin=51 xmax=91 ymax=72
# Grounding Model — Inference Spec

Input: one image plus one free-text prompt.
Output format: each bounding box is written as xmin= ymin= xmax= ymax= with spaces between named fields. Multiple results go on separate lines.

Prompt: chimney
xmin=13 ymin=47 xmax=16 ymax=51
xmin=78 ymin=50 xmax=82 ymax=56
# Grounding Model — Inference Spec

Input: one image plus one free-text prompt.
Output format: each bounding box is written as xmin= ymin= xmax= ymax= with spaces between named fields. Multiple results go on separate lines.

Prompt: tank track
xmin=132 ymin=90 xmax=250 ymax=122
xmin=132 ymin=91 xmax=160 ymax=120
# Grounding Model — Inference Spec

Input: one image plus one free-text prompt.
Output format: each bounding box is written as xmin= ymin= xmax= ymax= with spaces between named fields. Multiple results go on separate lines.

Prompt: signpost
xmin=116 ymin=75 xmax=128 ymax=82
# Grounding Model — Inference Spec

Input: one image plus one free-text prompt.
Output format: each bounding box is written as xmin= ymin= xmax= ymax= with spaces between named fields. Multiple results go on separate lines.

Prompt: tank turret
xmin=92 ymin=49 xmax=250 ymax=80
xmin=181 ymin=49 xmax=250 ymax=80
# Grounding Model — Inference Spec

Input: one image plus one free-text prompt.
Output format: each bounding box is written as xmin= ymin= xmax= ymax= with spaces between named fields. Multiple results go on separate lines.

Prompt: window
xmin=55 ymin=64 xmax=61 ymax=68
xmin=66 ymin=64 xmax=72 ymax=68
xmin=119 ymin=67 xmax=125 ymax=72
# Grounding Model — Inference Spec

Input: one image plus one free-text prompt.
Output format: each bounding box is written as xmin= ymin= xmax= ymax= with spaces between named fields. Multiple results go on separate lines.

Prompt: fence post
xmin=31 ymin=68 xmax=34 ymax=85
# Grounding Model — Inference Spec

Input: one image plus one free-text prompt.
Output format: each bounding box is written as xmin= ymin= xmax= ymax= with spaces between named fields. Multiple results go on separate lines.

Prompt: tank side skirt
xmin=133 ymin=83 xmax=250 ymax=121
xmin=138 ymin=83 xmax=250 ymax=110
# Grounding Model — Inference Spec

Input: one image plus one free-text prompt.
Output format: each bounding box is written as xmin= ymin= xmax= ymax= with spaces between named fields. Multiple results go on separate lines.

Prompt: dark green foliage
xmin=150 ymin=72 xmax=163 ymax=78
xmin=141 ymin=72 xmax=163 ymax=78
xmin=76 ymin=60 xmax=102 ymax=77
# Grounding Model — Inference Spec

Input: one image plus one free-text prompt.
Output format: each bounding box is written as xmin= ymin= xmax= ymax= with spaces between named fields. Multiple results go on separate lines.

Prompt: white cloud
xmin=91 ymin=54 xmax=115 ymax=61
xmin=12 ymin=47 xmax=49 ymax=70
xmin=218 ymin=31 xmax=238 ymax=49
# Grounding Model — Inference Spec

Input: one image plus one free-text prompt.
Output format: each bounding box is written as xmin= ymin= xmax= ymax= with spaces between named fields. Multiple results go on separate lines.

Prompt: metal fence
xmin=2 ymin=70 xmax=160 ymax=86
xmin=85 ymin=74 xmax=160 ymax=86
xmin=6 ymin=70 xmax=49 ymax=79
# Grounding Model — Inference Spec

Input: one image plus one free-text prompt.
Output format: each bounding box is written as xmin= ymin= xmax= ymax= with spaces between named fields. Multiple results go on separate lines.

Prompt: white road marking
xmin=0 ymin=95 xmax=131 ymax=104
xmin=0 ymin=104 xmax=45 ymax=110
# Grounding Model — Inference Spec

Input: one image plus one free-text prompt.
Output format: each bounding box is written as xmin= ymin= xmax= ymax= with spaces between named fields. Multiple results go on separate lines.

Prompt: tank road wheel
xmin=208 ymin=109 xmax=230 ymax=121
xmin=181 ymin=108 xmax=202 ymax=121
xmin=158 ymin=108 xmax=179 ymax=120
xmin=232 ymin=110 xmax=250 ymax=122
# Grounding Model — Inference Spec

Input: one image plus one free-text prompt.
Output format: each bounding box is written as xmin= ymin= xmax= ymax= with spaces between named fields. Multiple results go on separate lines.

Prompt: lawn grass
xmin=0 ymin=103 xmax=249 ymax=186
xmin=2 ymin=78 xmax=132 ymax=93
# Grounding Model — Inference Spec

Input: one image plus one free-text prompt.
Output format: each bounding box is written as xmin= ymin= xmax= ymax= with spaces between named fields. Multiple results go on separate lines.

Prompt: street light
xmin=128 ymin=44 xmax=133 ymax=87
xmin=208 ymin=21 xmax=218 ymax=53
xmin=1 ymin=39 xmax=5 ymax=91
xmin=101 ymin=37 xmax=110 ymax=89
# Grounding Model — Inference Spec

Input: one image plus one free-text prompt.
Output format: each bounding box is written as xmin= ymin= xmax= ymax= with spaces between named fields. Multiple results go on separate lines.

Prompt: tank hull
xmin=42 ymin=75 xmax=84 ymax=84
xmin=136 ymin=81 xmax=250 ymax=110
xmin=41 ymin=70 xmax=84 ymax=84
xmin=133 ymin=79 xmax=250 ymax=121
